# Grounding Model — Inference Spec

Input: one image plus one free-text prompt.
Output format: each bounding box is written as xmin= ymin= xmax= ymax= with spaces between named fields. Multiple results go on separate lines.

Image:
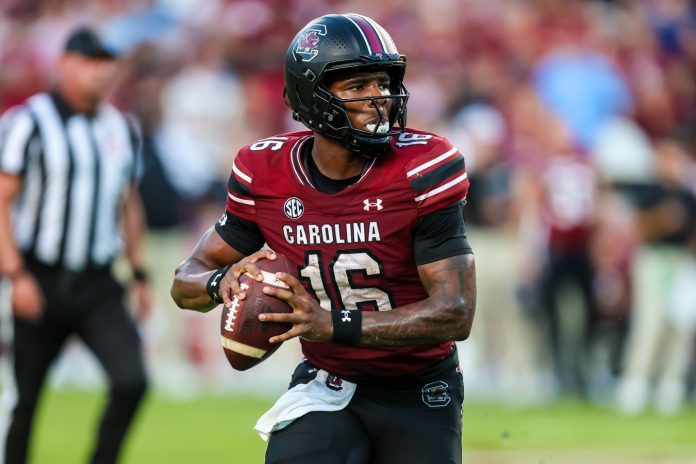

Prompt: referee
xmin=0 ymin=27 xmax=150 ymax=463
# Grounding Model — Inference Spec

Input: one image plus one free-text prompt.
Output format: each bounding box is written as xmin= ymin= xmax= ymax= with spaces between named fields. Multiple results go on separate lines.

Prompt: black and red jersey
xmin=221 ymin=129 xmax=469 ymax=378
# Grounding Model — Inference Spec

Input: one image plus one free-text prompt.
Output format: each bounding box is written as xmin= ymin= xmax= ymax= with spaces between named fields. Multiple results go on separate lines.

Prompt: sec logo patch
xmin=284 ymin=197 xmax=304 ymax=219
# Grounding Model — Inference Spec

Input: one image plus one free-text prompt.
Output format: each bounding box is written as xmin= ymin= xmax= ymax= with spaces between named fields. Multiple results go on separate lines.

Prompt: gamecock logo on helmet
xmin=295 ymin=24 xmax=327 ymax=62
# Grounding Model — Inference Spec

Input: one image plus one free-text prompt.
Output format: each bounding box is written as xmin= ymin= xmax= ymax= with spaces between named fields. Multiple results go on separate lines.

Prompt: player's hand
xmin=11 ymin=272 xmax=45 ymax=323
xmin=259 ymin=272 xmax=333 ymax=344
xmin=219 ymin=249 xmax=277 ymax=306
xmin=131 ymin=281 xmax=153 ymax=322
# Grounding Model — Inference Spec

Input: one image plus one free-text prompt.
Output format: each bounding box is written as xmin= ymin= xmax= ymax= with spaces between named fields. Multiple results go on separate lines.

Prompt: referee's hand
xmin=131 ymin=281 xmax=153 ymax=322
xmin=11 ymin=272 xmax=45 ymax=323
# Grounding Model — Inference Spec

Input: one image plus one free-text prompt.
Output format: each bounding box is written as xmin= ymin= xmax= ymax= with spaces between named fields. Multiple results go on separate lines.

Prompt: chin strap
xmin=344 ymin=133 xmax=391 ymax=158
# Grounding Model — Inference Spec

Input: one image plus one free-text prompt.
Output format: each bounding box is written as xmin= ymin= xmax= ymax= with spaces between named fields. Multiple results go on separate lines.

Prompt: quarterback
xmin=172 ymin=13 xmax=476 ymax=464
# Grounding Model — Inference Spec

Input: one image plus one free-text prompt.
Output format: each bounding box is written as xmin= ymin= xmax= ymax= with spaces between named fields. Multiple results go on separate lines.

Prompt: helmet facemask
xmin=306 ymin=67 xmax=409 ymax=158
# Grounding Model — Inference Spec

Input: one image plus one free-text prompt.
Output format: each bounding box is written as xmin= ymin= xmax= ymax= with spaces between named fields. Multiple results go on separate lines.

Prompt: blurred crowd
xmin=2 ymin=0 xmax=696 ymax=414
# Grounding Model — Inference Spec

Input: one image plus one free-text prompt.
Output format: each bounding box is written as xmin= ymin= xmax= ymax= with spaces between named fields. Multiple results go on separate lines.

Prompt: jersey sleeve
xmin=413 ymin=201 xmax=473 ymax=265
xmin=214 ymin=210 xmax=265 ymax=255
xmin=405 ymin=137 xmax=469 ymax=217
xmin=224 ymin=148 xmax=256 ymax=221
xmin=0 ymin=106 xmax=37 ymax=177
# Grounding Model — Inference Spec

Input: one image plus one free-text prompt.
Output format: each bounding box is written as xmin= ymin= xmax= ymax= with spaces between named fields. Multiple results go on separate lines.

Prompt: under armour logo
xmin=211 ymin=272 xmax=224 ymax=287
xmin=363 ymin=198 xmax=383 ymax=211
xmin=341 ymin=310 xmax=352 ymax=322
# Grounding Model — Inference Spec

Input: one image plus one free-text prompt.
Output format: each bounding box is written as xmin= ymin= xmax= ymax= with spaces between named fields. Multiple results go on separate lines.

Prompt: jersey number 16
xmin=299 ymin=250 xmax=395 ymax=312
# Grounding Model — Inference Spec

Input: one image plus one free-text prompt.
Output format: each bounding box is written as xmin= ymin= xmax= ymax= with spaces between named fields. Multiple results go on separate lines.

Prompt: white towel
xmin=254 ymin=369 xmax=356 ymax=441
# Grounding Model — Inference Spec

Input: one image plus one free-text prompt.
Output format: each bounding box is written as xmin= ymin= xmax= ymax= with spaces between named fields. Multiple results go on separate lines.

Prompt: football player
xmin=171 ymin=13 xmax=476 ymax=464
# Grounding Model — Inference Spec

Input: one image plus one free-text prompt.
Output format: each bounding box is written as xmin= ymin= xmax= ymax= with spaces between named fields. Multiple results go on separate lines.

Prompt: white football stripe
xmin=260 ymin=269 xmax=290 ymax=288
xmin=228 ymin=192 xmax=255 ymax=206
xmin=290 ymin=151 xmax=305 ymax=186
xmin=243 ymin=270 xmax=290 ymax=288
xmin=406 ymin=147 xmax=458 ymax=178
xmin=289 ymin=135 xmax=312 ymax=187
xmin=233 ymin=161 xmax=252 ymax=183
xmin=414 ymin=172 xmax=468 ymax=202
xmin=221 ymin=336 xmax=267 ymax=359
xmin=294 ymin=138 xmax=312 ymax=186
xmin=357 ymin=157 xmax=376 ymax=184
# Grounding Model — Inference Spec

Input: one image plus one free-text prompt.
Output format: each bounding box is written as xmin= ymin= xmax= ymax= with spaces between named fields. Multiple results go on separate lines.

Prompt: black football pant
xmin=539 ymin=248 xmax=598 ymax=396
xmin=265 ymin=350 xmax=464 ymax=464
xmin=1 ymin=260 xmax=147 ymax=464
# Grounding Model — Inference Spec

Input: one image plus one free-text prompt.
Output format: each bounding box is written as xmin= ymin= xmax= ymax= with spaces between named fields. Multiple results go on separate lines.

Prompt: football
xmin=220 ymin=254 xmax=296 ymax=371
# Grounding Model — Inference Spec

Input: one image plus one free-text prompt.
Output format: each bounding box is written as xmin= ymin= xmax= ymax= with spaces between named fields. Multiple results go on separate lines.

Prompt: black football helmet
xmin=284 ymin=13 xmax=409 ymax=157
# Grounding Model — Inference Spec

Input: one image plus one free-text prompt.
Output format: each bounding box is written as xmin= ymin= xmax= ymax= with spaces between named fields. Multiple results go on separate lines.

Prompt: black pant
xmin=539 ymin=248 xmax=597 ymax=395
xmin=1 ymin=260 xmax=147 ymax=464
xmin=265 ymin=350 xmax=464 ymax=464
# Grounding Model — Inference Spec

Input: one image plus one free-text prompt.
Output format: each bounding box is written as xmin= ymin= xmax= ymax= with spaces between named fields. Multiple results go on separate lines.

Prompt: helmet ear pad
xmin=322 ymin=106 xmax=348 ymax=134
xmin=294 ymin=84 xmax=349 ymax=136
xmin=311 ymin=84 xmax=347 ymax=135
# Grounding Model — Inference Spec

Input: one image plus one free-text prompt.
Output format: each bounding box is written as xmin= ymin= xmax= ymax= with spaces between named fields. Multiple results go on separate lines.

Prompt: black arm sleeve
xmin=214 ymin=211 xmax=266 ymax=256
xmin=414 ymin=201 xmax=473 ymax=266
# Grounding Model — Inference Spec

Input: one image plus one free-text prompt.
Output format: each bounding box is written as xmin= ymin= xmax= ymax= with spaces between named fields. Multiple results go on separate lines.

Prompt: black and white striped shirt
xmin=0 ymin=92 xmax=142 ymax=272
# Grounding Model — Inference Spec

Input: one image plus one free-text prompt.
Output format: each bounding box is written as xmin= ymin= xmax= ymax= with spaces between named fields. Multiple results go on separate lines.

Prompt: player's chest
xmin=253 ymin=182 xmax=415 ymax=248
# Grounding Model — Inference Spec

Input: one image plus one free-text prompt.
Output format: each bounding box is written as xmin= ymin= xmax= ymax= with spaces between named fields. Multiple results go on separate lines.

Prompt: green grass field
xmin=30 ymin=388 xmax=696 ymax=463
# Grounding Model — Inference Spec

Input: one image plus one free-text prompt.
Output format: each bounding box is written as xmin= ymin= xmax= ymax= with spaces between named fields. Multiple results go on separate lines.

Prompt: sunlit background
xmin=1 ymin=0 xmax=695 ymax=462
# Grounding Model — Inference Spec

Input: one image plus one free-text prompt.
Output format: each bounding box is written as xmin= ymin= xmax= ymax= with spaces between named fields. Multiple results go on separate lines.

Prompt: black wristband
xmin=132 ymin=268 xmax=148 ymax=283
xmin=331 ymin=309 xmax=362 ymax=346
xmin=206 ymin=265 xmax=231 ymax=305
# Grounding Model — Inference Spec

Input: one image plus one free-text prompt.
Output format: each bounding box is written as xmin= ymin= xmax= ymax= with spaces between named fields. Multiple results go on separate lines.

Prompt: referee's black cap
xmin=64 ymin=26 xmax=118 ymax=60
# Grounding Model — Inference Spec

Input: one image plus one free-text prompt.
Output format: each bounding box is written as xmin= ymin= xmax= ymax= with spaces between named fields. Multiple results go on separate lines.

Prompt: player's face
xmin=327 ymin=70 xmax=392 ymax=134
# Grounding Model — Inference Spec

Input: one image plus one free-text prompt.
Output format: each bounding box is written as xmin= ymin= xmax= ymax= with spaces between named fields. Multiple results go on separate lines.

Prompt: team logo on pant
xmin=325 ymin=374 xmax=344 ymax=391
xmin=422 ymin=380 xmax=450 ymax=407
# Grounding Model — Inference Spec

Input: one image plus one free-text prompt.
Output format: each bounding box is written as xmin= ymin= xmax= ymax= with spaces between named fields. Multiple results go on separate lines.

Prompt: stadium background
xmin=1 ymin=0 xmax=695 ymax=462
